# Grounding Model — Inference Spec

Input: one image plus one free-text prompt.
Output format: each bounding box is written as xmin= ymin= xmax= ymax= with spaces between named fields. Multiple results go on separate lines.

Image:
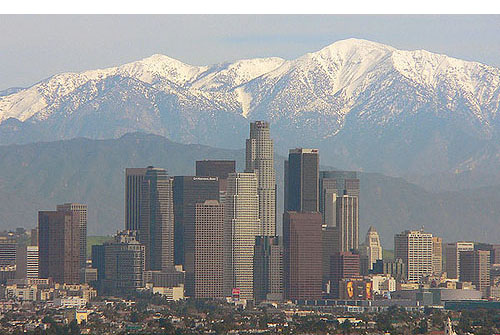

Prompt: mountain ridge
xmin=1 ymin=38 xmax=500 ymax=178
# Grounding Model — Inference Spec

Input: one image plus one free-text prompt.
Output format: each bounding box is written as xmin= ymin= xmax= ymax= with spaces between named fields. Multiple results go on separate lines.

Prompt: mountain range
xmin=2 ymin=38 xmax=500 ymax=179
xmin=0 ymin=133 xmax=499 ymax=247
xmin=1 ymin=38 xmax=500 ymax=245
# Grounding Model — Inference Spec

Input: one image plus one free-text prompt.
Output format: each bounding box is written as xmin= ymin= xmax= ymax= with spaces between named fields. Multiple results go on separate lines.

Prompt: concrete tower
xmin=394 ymin=230 xmax=433 ymax=283
xmin=360 ymin=226 xmax=383 ymax=270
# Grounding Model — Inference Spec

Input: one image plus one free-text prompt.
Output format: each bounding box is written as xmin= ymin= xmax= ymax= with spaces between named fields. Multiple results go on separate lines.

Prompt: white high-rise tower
xmin=245 ymin=121 xmax=276 ymax=236
xmin=360 ymin=226 xmax=383 ymax=270
xmin=224 ymin=172 xmax=261 ymax=301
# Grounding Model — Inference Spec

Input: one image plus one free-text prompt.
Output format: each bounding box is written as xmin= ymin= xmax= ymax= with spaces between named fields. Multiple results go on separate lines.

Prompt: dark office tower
xmin=283 ymin=211 xmax=322 ymax=300
xmin=57 ymin=203 xmax=87 ymax=269
xmin=444 ymin=242 xmax=474 ymax=279
xmin=125 ymin=168 xmax=147 ymax=231
xmin=285 ymin=149 xmax=319 ymax=212
xmin=245 ymin=121 xmax=276 ymax=236
xmin=492 ymin=245 xmax=500 ymax=265
xmin=38 ymin=210 xmax=80 ymax=284
xmin=460 ymin=250 xmax=490 ymax=298
xmin=173 ymin=176 xmax=219 ymax=292
xmin=102 ymin=230 xmax=146 ymax=295
xmin=30 ymin=228 xmax=38 ymax=246
xmin=330 ymin=251 xmax=360 ymax=298
xmin=196 ymin=160 xmax=236 ymax=192
xmin=196 ymin=160 xmax=236 ymax=180
xmin=139 ymin=166 xmax=175 ymax=272
xmin=253 ymin=236 xmax=284 ymax=302
xmin=284 ymin=160 xmax=289 ymax=211
xmin=0 ymin=239 xmax=17 ymax=267
xmin=322 ymin=226 xmax=338 ymax=292
xmin=474 ymin=243 xmax=500 ymax=267
xmin=194 ymin=200 xmax=225 ymax=299
xmin=91 ymin=244 xmax=105 ymax=286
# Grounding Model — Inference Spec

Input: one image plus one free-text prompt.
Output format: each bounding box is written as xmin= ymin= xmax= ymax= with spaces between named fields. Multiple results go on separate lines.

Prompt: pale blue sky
xmin=1 ymin=15 xmax=500 ymax=90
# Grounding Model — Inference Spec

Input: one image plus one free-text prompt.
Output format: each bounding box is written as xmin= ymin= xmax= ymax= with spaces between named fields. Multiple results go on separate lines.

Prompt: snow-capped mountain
xmin=2 ymin=38 xmax=500 ymax=176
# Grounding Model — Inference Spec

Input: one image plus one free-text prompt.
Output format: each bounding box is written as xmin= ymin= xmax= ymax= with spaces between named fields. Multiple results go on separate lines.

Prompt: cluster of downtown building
xmin=7 ymin=121 xmax=499 ymax=307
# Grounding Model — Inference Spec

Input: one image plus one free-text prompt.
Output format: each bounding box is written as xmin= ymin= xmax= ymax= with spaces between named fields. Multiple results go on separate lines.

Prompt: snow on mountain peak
xmin=118 ymin=54 xmax=208 ymax=86
xmin=191 ymin=57 xmax=286 ymax=91
xmin=1 ymin=38 xmax=500 ymax=128
xmin=318 ymin=38 xmax=394 ymax=54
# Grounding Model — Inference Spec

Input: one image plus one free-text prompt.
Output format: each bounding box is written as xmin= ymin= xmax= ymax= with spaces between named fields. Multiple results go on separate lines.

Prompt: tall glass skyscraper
xmin=284 ymin=148 xmax=319 ymax=212
xmin=125 ymin=168 xmax=147 ymax=231
xmin=139 ymin=166 xmax=175 ymax=272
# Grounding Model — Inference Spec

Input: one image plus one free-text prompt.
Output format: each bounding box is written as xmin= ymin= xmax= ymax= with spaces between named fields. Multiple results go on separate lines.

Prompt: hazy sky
xmin=1 ymin=15 xmax=500 ymax=90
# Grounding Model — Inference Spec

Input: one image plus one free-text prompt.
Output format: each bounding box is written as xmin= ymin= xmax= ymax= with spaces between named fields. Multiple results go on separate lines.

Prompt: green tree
xmin=340 ymin=319 xmax=352 ymax=335
xmin=69 ymin=319 xmax=80 ymax=335
xmin=415 ymin=319 xmax=428 ymax=334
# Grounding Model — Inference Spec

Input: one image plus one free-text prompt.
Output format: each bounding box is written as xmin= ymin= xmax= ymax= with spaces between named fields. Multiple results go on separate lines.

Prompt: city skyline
xmin=5 ymin=117 xmax=500 ymax=316
xmin=2 ymin=12 xmax=500 ymax=334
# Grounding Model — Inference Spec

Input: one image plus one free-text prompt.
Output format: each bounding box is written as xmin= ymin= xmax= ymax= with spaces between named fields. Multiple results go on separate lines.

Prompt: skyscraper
xmin=285 ymin=149 xmax=319 ymax=212
xmin=432 ymin=237 xmax=443 ymax=276
xmin=105 ymin=231 xmax=145 ymax=294
xmin=460 ymin=250 xmax=490 ymax=298
xmin=360 ymin=226 xmax=383 ymax=270
xmin=394 ymin=230 xmax=433 ymax=283
xmin=444 ymin=242 xmax=475 ymax=279
xmin=224 ymin=172 xmax=261 ymax=301
xmin=38 ymin=210 xmax=80 ymax=284
xmin=173 ymin=176 xmax=219 ymax=295
xmin=57 ymin=203 xmax=87 ymax=269
xmin=139 ymin=166 xmax=175 ymax=271
xmin=195 ymin=160 xmax=236 ymax=180
xmin=253 ymin=236 xmax=283 ymax=302
xmin=320 ymin=171 xmax=360 ymax=253
xmin=330 ymin=251 xmax=361 ymax=298
xmin=283 ymin=211 xmax=322 ymax=300
xmin=125 ymin=168 xmax=147 ymax=231
xmin=335 ymin=195 xmax=359 ymax=252
xmin=15 ymin=245 xmax=39 ymax=279
xmin=319 ymin=171 xmax=360 ymax=216
xmin=194 ymin=200 xmax=225 ymax=299
xmin=245 ymin=121 xmax=276 ymax=236
xmin=26 ymin=246 xmax=39 ymax=279
xmin=0 ymin=238 xmax=17 ymax=267
xmin=322 ymin=226 xmax=338 ymax=292
xmin=195 ymin=160 xmax=236 ymax=197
